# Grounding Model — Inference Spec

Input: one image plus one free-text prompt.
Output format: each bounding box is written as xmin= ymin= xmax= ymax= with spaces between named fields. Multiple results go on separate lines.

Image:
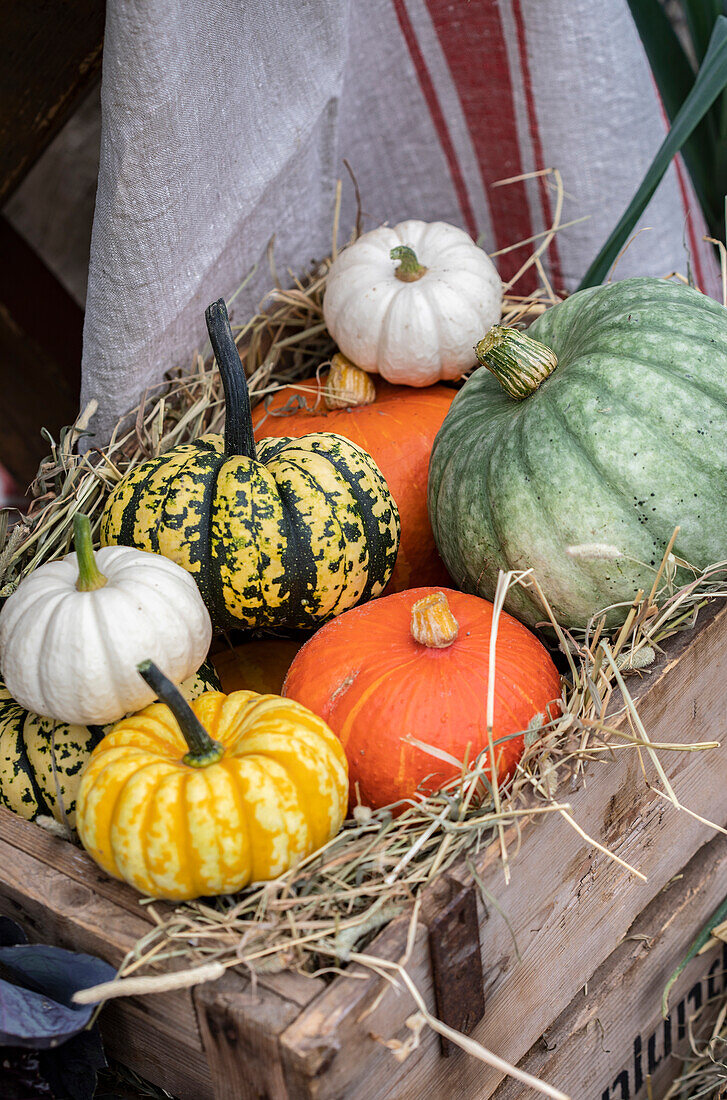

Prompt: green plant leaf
xmin=662 ymin=891 xmax=727 ymax=1017
xmin=627 ymin=0 xmax=718 ymax=234
xmin=684 ymin=0 xmax=724 ymax=65
xmin=579 ymin=16 xmax=727 ymax=290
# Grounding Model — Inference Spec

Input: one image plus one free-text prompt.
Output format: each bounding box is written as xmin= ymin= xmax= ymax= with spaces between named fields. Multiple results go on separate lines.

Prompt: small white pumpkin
xmin=322 ymin=220 xmax=503 ymax=386
xmin=0 ymin=515 xmax=212 ymax=725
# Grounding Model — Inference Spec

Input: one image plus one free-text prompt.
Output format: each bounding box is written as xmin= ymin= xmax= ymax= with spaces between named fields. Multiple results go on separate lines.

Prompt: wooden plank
xmin=0 ymin=0 xmax=104 ymax=203
xmin=280 ymin=915 xmax=437 ymax=1100
xmin=0 ymin=830 xmax=214 ymax=1099
xmin=278 ymin=602 xmax=727 ymax=1098
xmin=0 ymin=217 xmax=83 ymax=487
xmin=492 ymin=830 xmax=727 ymax=1100
xmin=0 ymin=807 xmax=327 ymax=1099
xmin=195 ymin=972 xmax=311 ymax=1100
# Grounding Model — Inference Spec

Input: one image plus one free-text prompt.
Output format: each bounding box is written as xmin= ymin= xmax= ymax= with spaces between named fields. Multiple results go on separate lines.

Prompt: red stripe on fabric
xmin=423 ymin=0 xmax=536 ymax=289
xmin=672 ymin=155 xmax=707 ymax=292
xmin=511 ymin=0 xmax=563 ymax=290
xmin=391 ymin=0 xmax=478 ymax=239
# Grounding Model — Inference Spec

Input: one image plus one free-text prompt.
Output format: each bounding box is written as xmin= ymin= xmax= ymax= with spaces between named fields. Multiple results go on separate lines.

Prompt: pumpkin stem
xmin=475 ymin=326 xmax=558 ymax=400
xmin=137 ymin=660 xmax=224 ymax=768
xmin=411 ymin=592 xmax=458 ymax=648
xmin=390 ymin=245 xmax=428 ymax=283
xmin=325 ymin=353 xmax=377 ymax=410
xmin=205 ymin=298 xmax=257 ymax=460
xmin=74 ymin=514 xmax=107 ymax=592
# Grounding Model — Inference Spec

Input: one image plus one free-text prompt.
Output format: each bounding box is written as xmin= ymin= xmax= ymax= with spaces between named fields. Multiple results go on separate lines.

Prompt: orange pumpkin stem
xmin=325 ymin=353 xmax=377 ymax=410
xmin=410 ymin=592 xmax=459 ymax=648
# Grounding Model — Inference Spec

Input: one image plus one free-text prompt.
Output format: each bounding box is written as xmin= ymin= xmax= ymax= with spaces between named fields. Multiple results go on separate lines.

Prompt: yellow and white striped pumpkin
xmin=101 ymin=300 xmax=400 ymax=631
xmin=77 ymin=663 xmax=348 ymax=900
xmin=0 ymin=664 xmax=219 ymax=829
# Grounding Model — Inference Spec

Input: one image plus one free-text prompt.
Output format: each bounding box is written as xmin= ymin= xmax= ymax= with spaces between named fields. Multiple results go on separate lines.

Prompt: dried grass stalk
xmin=3 ymin=174 xmax=726 ymax=1099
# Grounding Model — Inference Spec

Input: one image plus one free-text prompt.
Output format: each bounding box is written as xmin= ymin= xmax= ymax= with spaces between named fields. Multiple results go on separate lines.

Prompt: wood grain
xmin=1 ymin=603 xmax=725 ymax=1098
xmin=0 ymin=807 xmax=325 ymax=1099
xmin=279 ymin=602 xmax=727 ymax=1098
xmin=492 ymin=830 xmax=727 ymax=1099
xmin=0 ymin=0 xmax=104 ymax=203
xmin=0 ymin=218 xmax=83 ymax=486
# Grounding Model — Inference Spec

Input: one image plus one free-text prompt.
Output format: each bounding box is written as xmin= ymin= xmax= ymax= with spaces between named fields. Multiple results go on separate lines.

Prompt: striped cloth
xmin=81 ymin=0 xmax=719 ymax=443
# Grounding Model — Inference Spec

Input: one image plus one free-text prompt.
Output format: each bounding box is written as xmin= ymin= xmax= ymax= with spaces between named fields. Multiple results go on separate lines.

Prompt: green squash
xmin=101 ymin=300 xmax=400 ymax=631
xmin=0 ymin=663 xmax=219 ymax=828
xmin=428 ymin=277 xmax=727 ymax=629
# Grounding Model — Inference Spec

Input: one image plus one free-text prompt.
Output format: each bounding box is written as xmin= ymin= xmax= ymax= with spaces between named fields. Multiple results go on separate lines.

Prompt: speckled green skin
xmin=428 ymin=278 xmax=727 ymax=629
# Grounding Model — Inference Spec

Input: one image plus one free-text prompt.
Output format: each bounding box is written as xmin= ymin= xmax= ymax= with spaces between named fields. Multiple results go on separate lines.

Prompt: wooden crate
xmin=492 ymin=829 xmax=727 ymax=1099
xmin=1 ymin=600 xmax=726 ymax=1099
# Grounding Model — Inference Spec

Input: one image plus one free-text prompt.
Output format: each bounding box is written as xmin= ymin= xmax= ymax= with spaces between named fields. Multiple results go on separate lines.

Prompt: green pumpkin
xmin=428 ymin=277 xmax=727 ymax=629
xmin=101 ymin=300 xmax=400 ymax=631
xmin=0 ymin=663 xmax=219 ymax=828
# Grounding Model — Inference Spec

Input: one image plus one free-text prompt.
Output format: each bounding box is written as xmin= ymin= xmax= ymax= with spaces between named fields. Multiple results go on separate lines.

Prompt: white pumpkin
xmin=0 ymin=515 xmax=212 ymax=725
xmin=322 ymin=220 xmax=503 ymax=386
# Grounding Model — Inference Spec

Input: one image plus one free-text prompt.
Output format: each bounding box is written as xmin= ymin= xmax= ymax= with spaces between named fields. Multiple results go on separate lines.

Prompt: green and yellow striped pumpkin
xmin=0 ymin=663 xmax=219 ymax=828
xmin=101 ymin=300 xmax=400 ymax=631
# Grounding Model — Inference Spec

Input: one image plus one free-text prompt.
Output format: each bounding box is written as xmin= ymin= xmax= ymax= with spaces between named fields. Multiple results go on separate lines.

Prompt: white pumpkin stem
xmin=410 ymin=592 xmax=459 ymax=648
xmin=74 ymin=514 xmax=107 ymax=592
xmin=325 ymin=354 xmax=377 ymax=410
xmin=390 ymin=245 xmax=428 ymax=283
xmin=137 ymin=660 xmax=224 ymax=768
xmin=475 ymin=326 xmax=558 ymax=400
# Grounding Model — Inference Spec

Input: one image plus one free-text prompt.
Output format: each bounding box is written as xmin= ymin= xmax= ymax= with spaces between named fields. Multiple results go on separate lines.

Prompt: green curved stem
xmin=137 ymin=660 xmax=224 ymax=768
xmin=390 ymin=245 xmax=428 ymax=283
xmin=205 ymin=298 xmax=257 ymax=460
xmin=74 ymin=514 xmax=107 ymax=592
xmin=475 ymin=326 xmax=558 ymax=400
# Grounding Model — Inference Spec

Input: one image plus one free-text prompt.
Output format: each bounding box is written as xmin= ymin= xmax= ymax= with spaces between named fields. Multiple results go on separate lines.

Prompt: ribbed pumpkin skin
xmin=429 ymin=278 xmax=727 ymax=628
xmin=253 ymin=377 xmax=455 ymax=591
xmin=282 ymin=587 xmax=561 ymax=810
xmin=76 ymin=690 xmax=348 ymax=900
xmin=0 ymin=664 xmax=219 ymax=828
xmin=101 ymin=432 xmax=399 ymax=631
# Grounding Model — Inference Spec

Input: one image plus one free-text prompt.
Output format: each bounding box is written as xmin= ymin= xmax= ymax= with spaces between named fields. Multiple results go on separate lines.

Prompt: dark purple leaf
xmin=0 ymin=945 xmax=115 ymax=1048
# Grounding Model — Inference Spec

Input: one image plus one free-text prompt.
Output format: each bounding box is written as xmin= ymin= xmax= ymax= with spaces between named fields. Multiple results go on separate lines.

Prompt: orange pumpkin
xmin=252 ymin=355 xmax=456 ymax=592
xmin=211 ymin=638 xmax=303 ymax=696
xmin=283 ymin=588 xmax=561 ymax=810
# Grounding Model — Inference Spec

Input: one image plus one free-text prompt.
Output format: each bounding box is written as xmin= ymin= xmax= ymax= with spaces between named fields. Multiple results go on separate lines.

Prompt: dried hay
xmin=3 ymin=169 xmax=727 ymax=1098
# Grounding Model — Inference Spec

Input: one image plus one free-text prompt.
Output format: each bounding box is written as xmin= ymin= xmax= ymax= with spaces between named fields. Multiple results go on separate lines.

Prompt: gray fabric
xmin=81 ymin=0 xmax=717 ymax=444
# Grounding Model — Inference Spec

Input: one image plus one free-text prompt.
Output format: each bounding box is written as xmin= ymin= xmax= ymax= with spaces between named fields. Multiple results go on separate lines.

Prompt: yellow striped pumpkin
xmin=0 ymin=663 xmax=219 ymax=828
xmin=100 ymin=300 xmax=400 ymax=632
xmin=77 ymin=662 xmax=348 ymax=900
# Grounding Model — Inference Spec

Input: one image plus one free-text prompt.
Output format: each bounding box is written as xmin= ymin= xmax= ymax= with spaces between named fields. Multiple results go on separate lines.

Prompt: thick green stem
xmin=390 ymin=245 xmax=428 ymax=283
xmin=137 ymin=660 xmax=224 ymax=768
xmin=205 ymin=298 xmax=257 ymax=460
xmin=74 ymin=514 xmax=107 ymax=592
xmin=475 ymin=326 xmax=558 ymax=400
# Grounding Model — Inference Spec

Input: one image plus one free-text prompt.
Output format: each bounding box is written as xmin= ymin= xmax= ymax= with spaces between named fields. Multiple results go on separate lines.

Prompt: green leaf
xmin=579 ymin=16 xmax=727 ymax=290
xmin=684 ymin=0 xmax=724 ymax=64
xmin=662 ymin=891 xmax=727 ymax=1017
xmin=627 ymin=0 xmax=718 ymax=233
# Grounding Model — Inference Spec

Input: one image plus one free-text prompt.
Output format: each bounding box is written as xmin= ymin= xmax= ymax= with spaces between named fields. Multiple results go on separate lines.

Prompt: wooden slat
xmin=194 ymin=972 xmax=313 ymax=1100
xmin=0 ymin=217 xmax=83 ymax=487
xmin=278 ymin=602 xmax=727 ymax=1098
xmin=0 ymin=0 xmax=104 ymax=203
xmin=493 ymin=830 xmax=727 ymax=1099
xmin=0 ymin=807 xmax=327 ymax=1099
xmin=0 ymin=829 xmax=214 ymax=1098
